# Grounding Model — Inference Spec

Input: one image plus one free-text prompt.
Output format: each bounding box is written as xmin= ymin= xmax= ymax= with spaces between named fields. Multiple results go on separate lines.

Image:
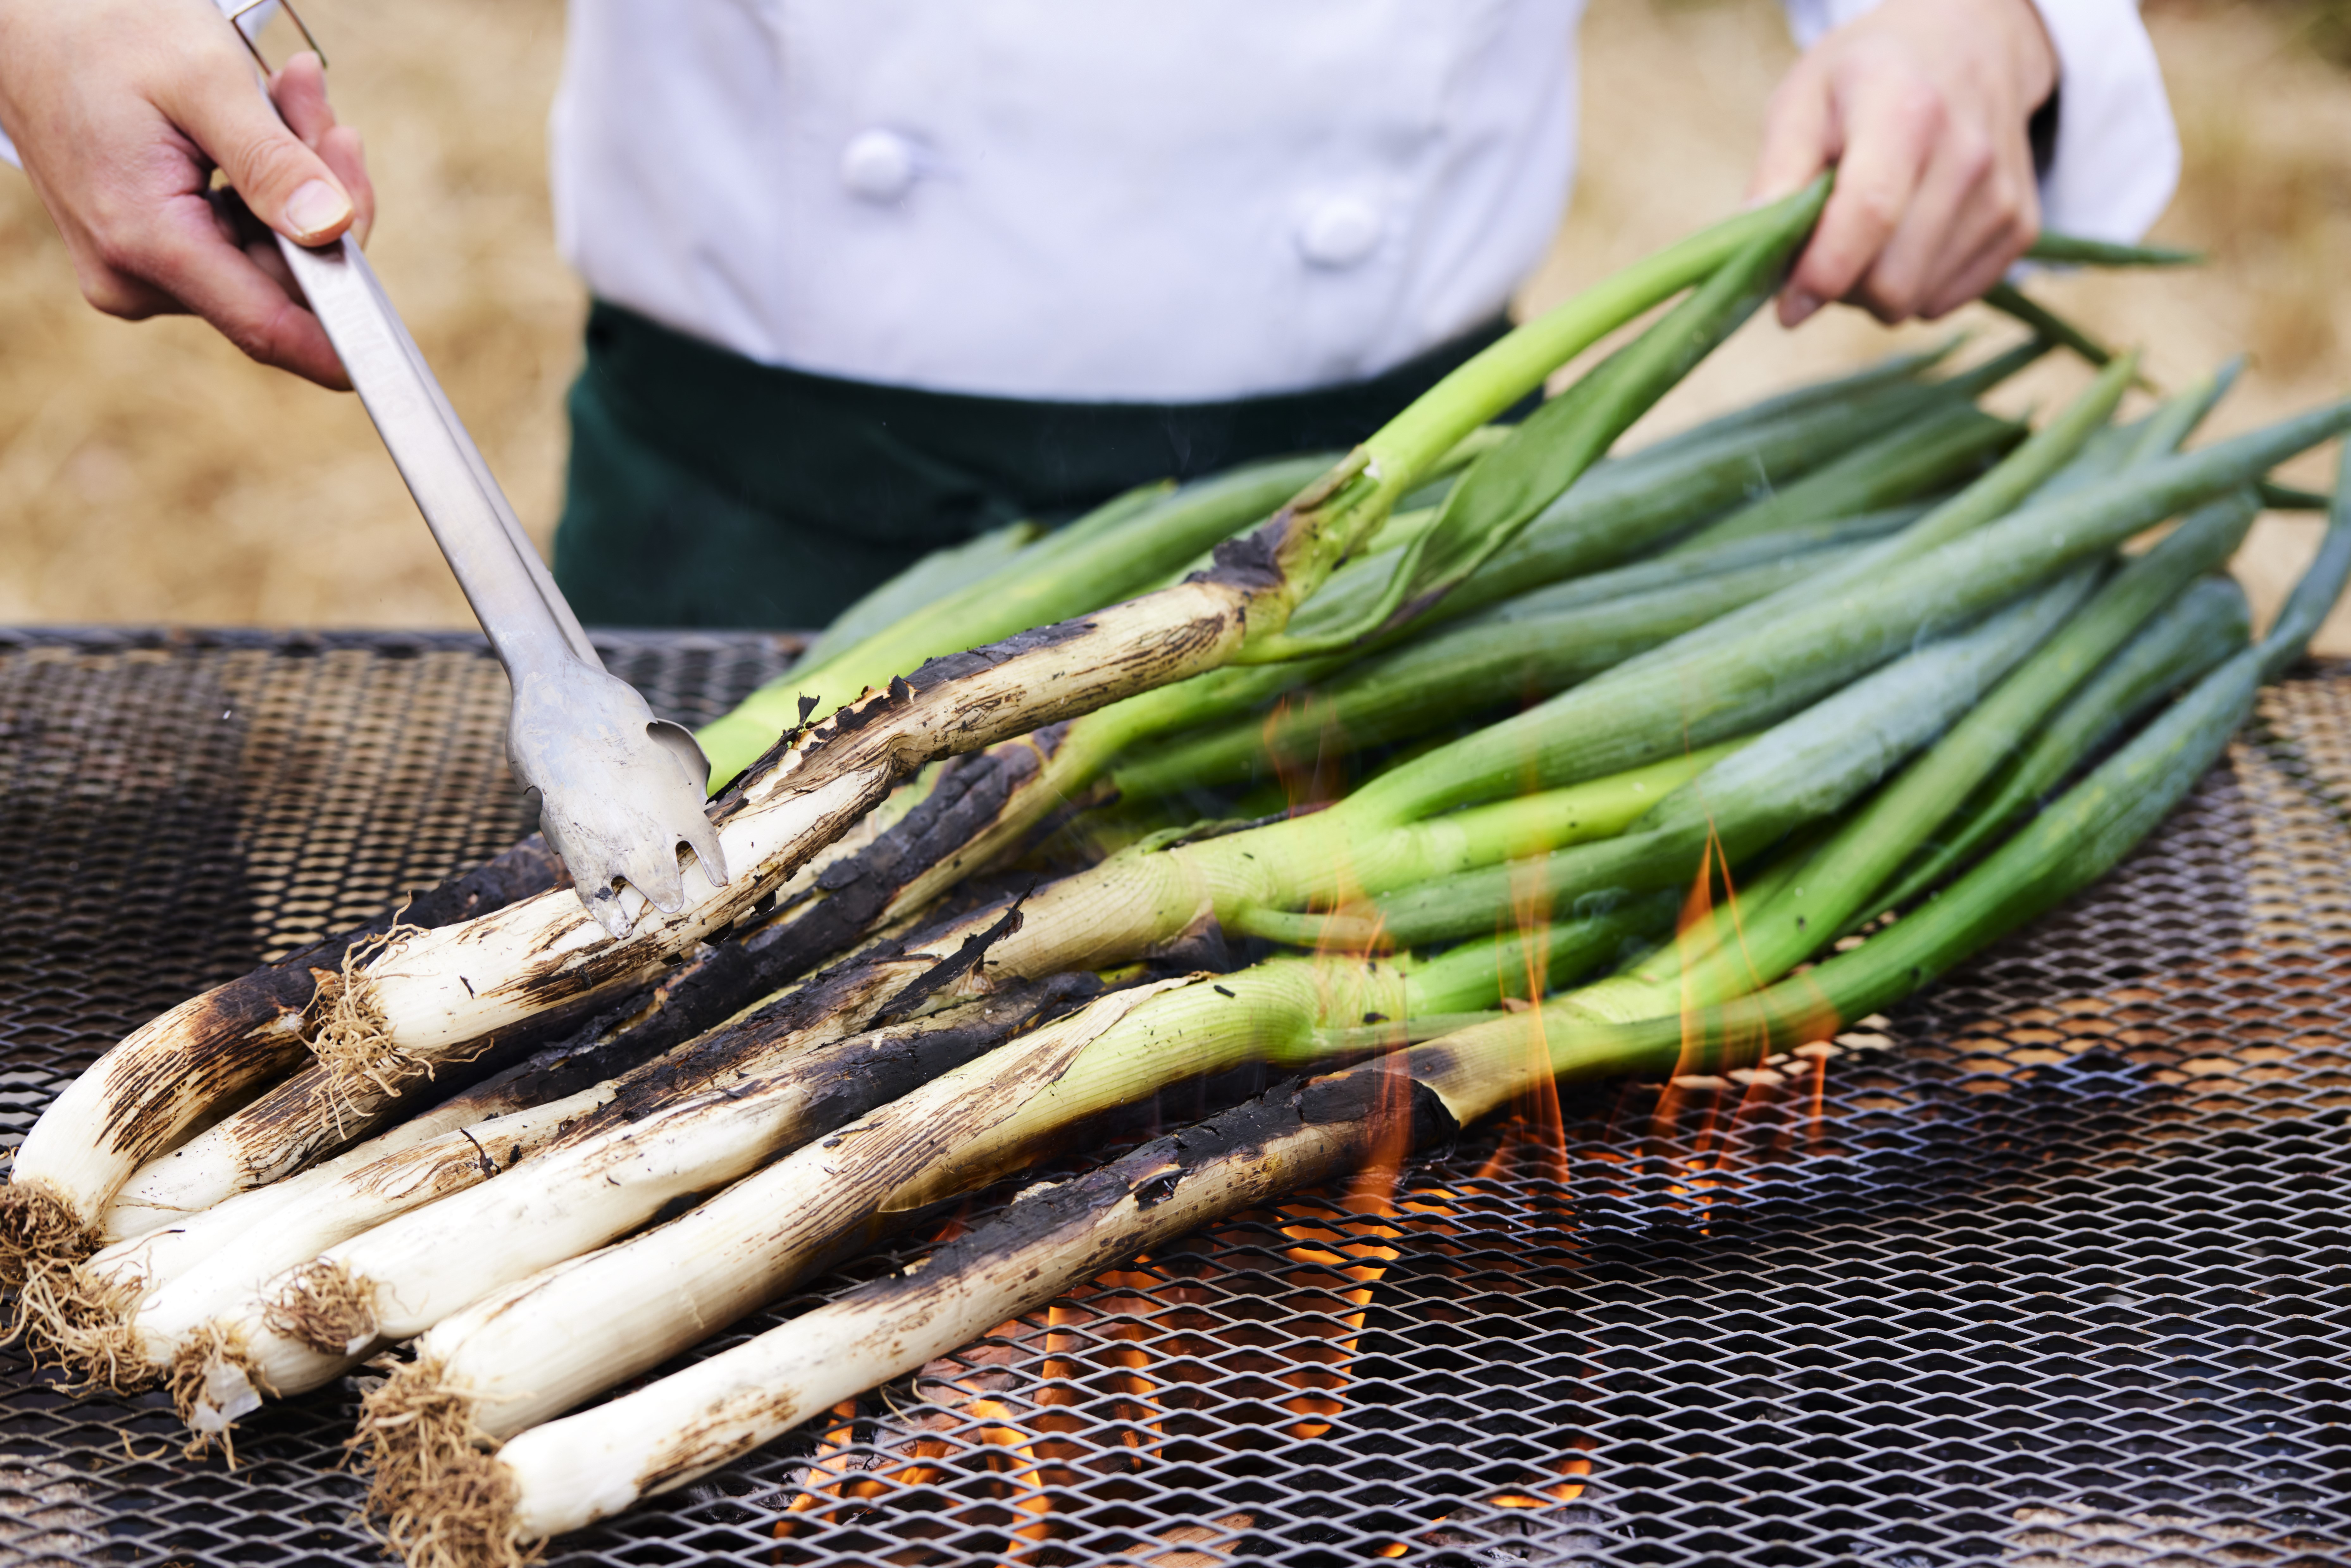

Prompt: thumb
xmin=159 ymin=42 xmax=355 ymax=246
xmin=1749 ymin=60 xmax=1837 ymax=204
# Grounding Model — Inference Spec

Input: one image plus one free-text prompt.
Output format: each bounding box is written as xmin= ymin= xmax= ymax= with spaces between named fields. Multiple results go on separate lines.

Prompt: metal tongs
xmin=271 ymin=237 xmax=729 ymax=941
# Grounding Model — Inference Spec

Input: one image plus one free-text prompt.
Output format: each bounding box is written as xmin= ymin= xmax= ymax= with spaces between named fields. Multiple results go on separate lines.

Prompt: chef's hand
xmin=1752 ymin=0 xmax=2057 ymax=327
xmin=0 ymin=0 xmax=373 ymax=388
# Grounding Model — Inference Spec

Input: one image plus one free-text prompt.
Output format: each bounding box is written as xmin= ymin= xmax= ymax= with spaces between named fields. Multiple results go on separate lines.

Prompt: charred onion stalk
xmin=4 ymin=771 xmax=935 ymax=1305
xmin=90 ymin=782 xmax=927 ymax=1245
xmin=53 ymin=908 xmax=1053 ymax=1404
xmin=368 ymin=547 xmax=2313 ymax=1561
xmin=0 ymin=837 xmax=564 ymax=1296
xmin=13 ymin=787 xmax=939 ymax=1362
xmin=115 ymin=532 xmax=2050 ymax=1432
xmin=168 ymin=525 xmax=2066 ymax=1440
xmin=155 ymin=978 xmax=1095 ymax=1441
xmin=0 ymin=188 xmax=1828 ymax=1291
xmin=694 ymin=456 xmax=1340 ymax=788
xmin=350 ymin=899 xmax=1678 ymax=1514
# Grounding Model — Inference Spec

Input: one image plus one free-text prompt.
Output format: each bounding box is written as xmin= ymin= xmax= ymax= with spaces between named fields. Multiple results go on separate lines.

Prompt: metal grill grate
xmin=1 ymin=630 xmax=2344 ymax=1568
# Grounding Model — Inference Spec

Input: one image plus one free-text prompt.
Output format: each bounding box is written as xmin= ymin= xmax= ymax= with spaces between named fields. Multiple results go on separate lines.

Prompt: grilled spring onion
xmin=88 ymin=520 xmax=1874 ymax=1422
xmin=38 ymin=337 xmax=2005 ymax=1292
xmin=394 ymin=487 xmax=2336 ymax=1564
xmin=0 ymin=837 xmax=563 ymax=1290
xmin=36 ymin=941 xmax=961 ymax=1386
xmin=349 ymin=896 xmax=1679 ymax=1497
xmin=117 ymin=500 xmax=2076 ymax=1431
xmin=0 ymin=189 xmax=1830 ymax=1295
xmin=130 ymin=467 xmax=2017 ymax=1432
xmin=130 ymin=747 xmax=1733 ymax=1428
xmin=325 ymin=453 xmax=2229 ymax=1460
xmin=119 ymin=980 xmax=1092 ymax=1436
xmin=693 ymin=456 xmax=1333 ymax=789
xmin=742 ymin=356 xmax=2034 ymax=988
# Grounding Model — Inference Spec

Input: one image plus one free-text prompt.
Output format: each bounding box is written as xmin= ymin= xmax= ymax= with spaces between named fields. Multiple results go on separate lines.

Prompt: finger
xmin=1914 ymin=144 xmax=2040 ymax=319
xmin=147 ymin=191 xmax=351 ymax=387
xmin=1921 ymin=222 xmax=2031 ymax=321
xmin=1781 ymin=66 xmax=1942 ymax=326
xmin=1749 ymin=61 xmax=1835 ymax=204
xmin=156 ymin=40 xmax=356 ymax=247
xmin=318 ymin=125 xmax=374 ymax=246
xmin=269 ymin=52 xmax=335 ymax=142
xmin=272 ymin=54 xmax=374 ymax=245
xmin=1855 ymin=128 xmax=1994 ymax=322
xmin=216 ymin=188 xmax=305 ymax=297
xmin=68 ymin=255 xmax=188 ymax=323
xmin=1971 ymin=158 xmax=2041 ymax=308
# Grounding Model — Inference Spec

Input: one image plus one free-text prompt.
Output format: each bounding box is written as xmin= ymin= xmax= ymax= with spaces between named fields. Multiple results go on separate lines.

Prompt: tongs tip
xmin=510 ymin=671 xmax=734 ymax=944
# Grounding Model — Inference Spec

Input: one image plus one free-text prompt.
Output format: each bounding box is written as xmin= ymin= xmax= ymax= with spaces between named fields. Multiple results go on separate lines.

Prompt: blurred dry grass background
xmin=1 ymin=0 xmax=2346 ymax=648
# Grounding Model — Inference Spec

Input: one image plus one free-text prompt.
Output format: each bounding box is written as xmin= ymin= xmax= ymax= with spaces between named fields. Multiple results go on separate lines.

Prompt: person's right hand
xmin=0 ymin=0 xmax=374 ymax=388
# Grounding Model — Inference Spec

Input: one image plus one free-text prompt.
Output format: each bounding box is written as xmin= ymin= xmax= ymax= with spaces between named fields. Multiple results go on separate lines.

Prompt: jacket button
xmin=1297 ymin=196 xmax=1383 ymax=268
xmin=840 ymin=130 xmax=918 ymax=202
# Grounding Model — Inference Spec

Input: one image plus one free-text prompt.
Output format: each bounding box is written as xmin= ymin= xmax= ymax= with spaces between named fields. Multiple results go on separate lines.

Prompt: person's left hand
xmin=1751 ymin=0 xmax=2058 ymax=328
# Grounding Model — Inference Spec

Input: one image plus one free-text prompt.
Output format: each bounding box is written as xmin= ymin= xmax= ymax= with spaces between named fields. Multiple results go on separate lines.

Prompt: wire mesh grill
xmin=1 ymin=629 xmax=2344 ymax=1568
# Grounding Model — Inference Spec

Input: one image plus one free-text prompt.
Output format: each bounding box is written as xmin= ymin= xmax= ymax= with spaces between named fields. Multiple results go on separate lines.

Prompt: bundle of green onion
xmin=4 ymin=199 xmax=2346 ymax=1568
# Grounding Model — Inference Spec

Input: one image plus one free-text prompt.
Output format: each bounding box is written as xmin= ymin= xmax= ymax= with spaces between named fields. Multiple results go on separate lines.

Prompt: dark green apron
xmin=551 ymin=301 xmax=1511 ymax=630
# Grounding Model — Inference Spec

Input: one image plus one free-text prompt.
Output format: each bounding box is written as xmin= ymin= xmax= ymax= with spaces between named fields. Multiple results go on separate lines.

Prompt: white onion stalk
xmin=94 ymin=785 xmax=918 ymax=1246
xmin=350 ymin=918 xmax=1661 ymax=1520
xmin=12 ymin=1053 xmax=602 ymax=1380
xmin=60 ymin=932 xmax=1012 ymax=1406
xmin=356 ymin=979 xmax=1208 ymax=1512
xmin=66 ymin=1083 xmax=617 ymax=1405
xmin=89 ymin=1079 xmax=530 ymax=1298
xmin=0 ymin=840 xmax=567 ymax=1292
xmin=172 ymin=980 xmax=1082 ymax=1434
xmin=33 ymin=936 xmax=928 ymax=1381
xmin=94 ymin=1033 xmax=613 ymax=1253
xmin=370 ymin=1050 xmax=1417 ymax=1568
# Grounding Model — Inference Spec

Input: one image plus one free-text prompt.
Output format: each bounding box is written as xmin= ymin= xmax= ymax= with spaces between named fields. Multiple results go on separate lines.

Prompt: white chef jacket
xmin=550 ymin=0 xmax=2179 ymax=404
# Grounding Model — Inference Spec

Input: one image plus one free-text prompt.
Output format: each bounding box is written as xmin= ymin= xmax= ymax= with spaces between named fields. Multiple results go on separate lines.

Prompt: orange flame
xmin=1263 ymin=691 xmax=1349 ymax=817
